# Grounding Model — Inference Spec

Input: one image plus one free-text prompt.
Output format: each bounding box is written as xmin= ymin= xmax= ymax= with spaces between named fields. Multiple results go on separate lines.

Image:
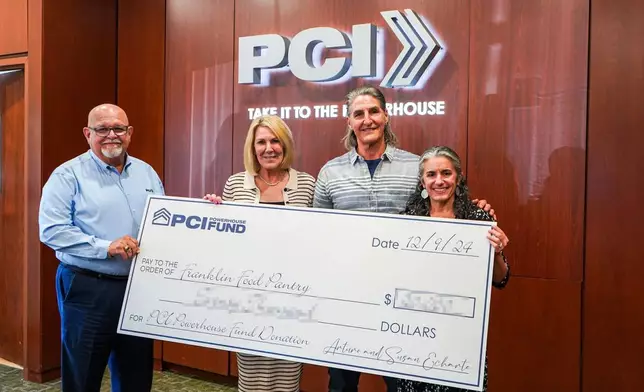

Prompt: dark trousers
xmin=329 ymin=368 xmax=398 ymax=392
xmin=56 ymin=263 xmax=153 ymax=392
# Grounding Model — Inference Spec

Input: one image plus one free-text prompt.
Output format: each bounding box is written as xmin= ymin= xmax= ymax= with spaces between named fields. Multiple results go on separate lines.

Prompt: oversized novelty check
xmin=118 ymin=195 xmax=496 ymax=391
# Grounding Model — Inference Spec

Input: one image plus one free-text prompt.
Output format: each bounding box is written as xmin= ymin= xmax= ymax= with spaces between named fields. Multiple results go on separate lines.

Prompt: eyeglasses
xmin=89 ymin=126 xmax=130 ymax=137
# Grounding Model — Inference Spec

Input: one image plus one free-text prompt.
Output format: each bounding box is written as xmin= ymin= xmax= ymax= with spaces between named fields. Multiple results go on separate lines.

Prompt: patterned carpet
xmin=0 ymin=365 xmax=237 ymax=391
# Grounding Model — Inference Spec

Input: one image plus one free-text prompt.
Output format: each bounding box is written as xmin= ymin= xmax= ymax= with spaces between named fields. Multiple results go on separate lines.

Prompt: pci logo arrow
xmin=380 ymin=9 xmax=443 ymax=88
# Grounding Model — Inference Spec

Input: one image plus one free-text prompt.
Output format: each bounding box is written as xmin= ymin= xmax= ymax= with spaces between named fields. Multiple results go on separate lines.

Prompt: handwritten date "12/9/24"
xmin=406 ymin=233 xmax=474 ymax=254
xmin=371 ymin=234 xmax=473 ymax=253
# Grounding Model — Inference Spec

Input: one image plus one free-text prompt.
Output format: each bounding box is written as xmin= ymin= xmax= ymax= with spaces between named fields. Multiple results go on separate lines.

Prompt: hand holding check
xmin=108 ymin=235 xmax=139 ymax=259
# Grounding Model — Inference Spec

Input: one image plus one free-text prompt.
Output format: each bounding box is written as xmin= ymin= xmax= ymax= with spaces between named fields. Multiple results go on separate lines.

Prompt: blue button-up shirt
xmin=313 ymin=145 xmax=419 ymax=213
xmin=39 ymin=150 xmax=164 ymax=276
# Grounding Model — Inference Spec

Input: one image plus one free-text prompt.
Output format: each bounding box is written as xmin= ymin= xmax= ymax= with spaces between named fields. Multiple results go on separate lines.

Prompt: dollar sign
xmin=384 ymin=293 xmax=392 ymax=305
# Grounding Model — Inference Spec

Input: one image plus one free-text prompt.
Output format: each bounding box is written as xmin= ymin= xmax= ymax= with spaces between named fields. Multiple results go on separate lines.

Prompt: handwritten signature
xmin=323 ymin=338 xmax=471 ymax=373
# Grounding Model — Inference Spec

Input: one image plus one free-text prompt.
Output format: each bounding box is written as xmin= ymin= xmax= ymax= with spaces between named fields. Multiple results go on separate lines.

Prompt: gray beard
xmin=101 ymin=145 xmax=123 ymax=159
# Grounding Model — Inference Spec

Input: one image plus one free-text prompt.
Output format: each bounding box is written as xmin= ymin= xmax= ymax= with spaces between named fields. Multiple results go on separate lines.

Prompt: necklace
xmin=258 ymin=172 xmax=287 ymax=186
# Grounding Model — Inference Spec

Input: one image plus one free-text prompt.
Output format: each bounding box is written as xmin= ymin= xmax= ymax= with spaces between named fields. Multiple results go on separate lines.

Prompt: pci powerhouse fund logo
xmin=151 ymin=208 xmax=247 ymax=234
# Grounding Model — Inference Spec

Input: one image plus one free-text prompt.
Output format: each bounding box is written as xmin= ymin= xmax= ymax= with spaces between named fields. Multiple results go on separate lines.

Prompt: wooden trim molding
xmin=22 ymin=0 xmax=44 ymax=382
xmin=0 ymin=56 xmax=26 ymax=68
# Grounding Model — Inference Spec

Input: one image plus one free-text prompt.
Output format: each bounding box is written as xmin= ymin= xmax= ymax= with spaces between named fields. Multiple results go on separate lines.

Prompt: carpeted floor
xmin=0 ymin=364 xmax=237 ymax=391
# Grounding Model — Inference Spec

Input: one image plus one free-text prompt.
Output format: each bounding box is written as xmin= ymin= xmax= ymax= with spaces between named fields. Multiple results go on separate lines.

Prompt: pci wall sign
xmin=238 ymin=9 xmax=444 ymax=88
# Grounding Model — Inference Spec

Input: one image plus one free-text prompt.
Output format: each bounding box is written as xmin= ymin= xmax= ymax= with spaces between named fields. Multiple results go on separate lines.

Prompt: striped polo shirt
xmin=313 ymin=145 xmax=420 ymax=213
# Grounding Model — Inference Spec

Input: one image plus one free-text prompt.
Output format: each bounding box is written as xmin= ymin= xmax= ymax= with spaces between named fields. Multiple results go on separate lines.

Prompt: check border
xmin=119 ymin=195 xmax=495 ymax=388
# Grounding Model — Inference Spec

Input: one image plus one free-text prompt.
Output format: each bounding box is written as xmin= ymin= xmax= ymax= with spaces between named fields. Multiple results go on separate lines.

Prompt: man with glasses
xmin=39 ymin=104 xmax=164 ymax=391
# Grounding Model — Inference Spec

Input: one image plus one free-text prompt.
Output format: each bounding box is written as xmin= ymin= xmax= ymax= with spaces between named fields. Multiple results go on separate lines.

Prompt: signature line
xmin=317 ymin=321 xmax=378 ymax=331
xmin=400 ymin=248 xmax=479 ymax=258
xmin=324 ymin=352 xmax=469 ymax=374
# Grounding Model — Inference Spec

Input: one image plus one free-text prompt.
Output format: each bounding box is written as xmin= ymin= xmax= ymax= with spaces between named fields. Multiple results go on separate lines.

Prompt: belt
xmin=62 ymin=263 xmax=129 ymax=281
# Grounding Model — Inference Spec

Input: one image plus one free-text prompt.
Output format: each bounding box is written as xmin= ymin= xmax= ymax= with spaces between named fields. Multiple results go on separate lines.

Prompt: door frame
xmin=0 ymin=56 xmax=29 ymax=374
xmin=0 ymin=57 xmax=26 ymax=368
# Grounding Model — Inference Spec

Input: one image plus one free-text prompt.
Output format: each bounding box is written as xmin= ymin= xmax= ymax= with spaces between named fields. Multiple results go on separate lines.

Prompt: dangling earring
xmin=455 ymin=186 xmax=461 ymax=196
xmin=421 ymin=188 xmax=428 ymax=199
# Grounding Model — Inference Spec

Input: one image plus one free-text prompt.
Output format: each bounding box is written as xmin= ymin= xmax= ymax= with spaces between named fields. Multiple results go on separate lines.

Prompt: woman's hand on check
xmin=487 ymin=225 xmax=509 ymax=254
xmin=203 ymin=193 xmax=223 ymax=204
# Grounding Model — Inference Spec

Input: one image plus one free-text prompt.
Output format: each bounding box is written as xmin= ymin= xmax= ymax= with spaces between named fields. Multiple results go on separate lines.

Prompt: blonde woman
xmin=204 ymin=115 xmax=314 ymax=392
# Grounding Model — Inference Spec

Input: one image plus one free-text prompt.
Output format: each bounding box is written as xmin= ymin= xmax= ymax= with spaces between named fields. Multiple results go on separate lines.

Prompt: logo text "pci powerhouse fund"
xmin=151 ymin=208 xmax=247 ymax=234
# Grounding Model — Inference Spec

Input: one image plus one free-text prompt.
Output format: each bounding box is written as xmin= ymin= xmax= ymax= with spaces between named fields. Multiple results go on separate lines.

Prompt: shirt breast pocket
xmin=128 ymin=185 xmax=156 ymax=217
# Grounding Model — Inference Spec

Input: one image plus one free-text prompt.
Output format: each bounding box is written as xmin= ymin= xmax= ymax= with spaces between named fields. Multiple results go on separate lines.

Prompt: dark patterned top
xmin=397 ymin=206 xmax=509 ymax=392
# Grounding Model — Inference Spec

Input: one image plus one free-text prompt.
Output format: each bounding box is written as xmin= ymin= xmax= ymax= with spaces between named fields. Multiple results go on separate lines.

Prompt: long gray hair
xmin=341 ymin=85 xmax=398 ymax=150
xmin=403 ymin=146 xmax=472 ymax=218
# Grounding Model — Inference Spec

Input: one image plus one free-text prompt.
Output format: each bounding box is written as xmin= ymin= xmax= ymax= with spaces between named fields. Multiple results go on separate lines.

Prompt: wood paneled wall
xmin=0 ymin=68 xmax=25 ymax=366
xmin=467 ymin=1 xmax=588 ymax=390
xmin=0 ymin=16 xmax=28 ymax=377
xmin=162 ymin=0 xmax=236 ymax=375
xmin=584 ymin=0 xmax=644 ymax=389
xmin=38 ymin=0 xmax=118 ymax=375
xmin=23 ymin=0 xmax=119 ymax=382
xmin=0 ymin=0 xmax=27 ymax=56
xmin=165 ymin=0 xmax=235 ymax=200
xmin=23 ymin=0 xmax=44 ymax=380
xmin=1 ymin=0 xmax=123 ymax=382
xmin=117 ymin=0 xmax=165 ymax=176
xmin=116 ymin=0 xmax=167 ymax=368
xmin=0 ymin=0 xmax=640 ymax=389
